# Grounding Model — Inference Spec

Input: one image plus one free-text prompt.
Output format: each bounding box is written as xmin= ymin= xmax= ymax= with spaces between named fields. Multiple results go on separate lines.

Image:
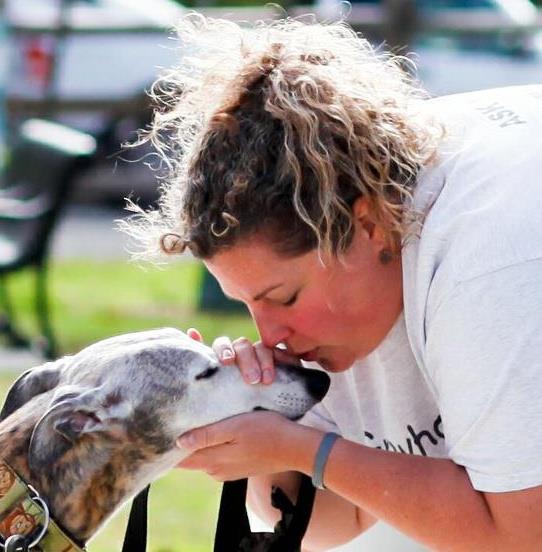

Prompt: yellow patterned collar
xmin=0 ymin=459 xmax=85 ymax=551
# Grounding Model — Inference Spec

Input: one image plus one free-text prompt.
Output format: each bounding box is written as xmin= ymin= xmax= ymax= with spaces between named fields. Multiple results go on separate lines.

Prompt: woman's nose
xmin=251 ymin=308 xmax=292 ymax=348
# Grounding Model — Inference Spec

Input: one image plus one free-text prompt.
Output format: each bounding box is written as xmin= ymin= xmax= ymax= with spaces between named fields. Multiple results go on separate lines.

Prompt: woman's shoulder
xmin=403 ymin=86 xmax=542 ymax=312
xmin=428 ymin=85 xmax=541 ymax=147
xmin=427 ymin=84 xmax=542 ymax=115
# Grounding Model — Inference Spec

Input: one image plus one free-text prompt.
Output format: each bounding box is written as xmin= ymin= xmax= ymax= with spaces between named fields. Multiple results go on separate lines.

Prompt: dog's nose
xmin=303 ymin=369 xmax=330 ymax=401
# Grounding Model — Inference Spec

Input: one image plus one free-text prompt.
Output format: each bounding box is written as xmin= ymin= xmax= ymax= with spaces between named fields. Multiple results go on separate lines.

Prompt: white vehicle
xmin=5 ymin=0 xmax=182 ymax=106
xmin=3 ymin=0 xmax=541 ymax=204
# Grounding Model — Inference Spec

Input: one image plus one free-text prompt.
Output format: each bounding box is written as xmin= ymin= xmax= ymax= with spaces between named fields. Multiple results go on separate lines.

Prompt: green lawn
xmin=0 ymin=259 xmax=259 ymax=551
xmin=6 ymin=259 xmax=257 ymax=355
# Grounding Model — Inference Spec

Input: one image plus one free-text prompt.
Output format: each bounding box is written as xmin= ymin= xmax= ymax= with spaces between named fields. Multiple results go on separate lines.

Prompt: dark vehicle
xmin=5 ymin=0 xmax=183 ymax=204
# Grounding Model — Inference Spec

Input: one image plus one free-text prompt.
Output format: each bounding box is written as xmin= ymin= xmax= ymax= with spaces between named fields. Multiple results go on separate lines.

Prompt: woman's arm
xmin=183 ymin=329 xmax=542 ymax=550
xmin=290 ymin=424 xmax=542 ymax=552
xmin=248 ymin=471 xmax=376 ymax=551
xmin=180 ymin=413 xmax=542 ymax=552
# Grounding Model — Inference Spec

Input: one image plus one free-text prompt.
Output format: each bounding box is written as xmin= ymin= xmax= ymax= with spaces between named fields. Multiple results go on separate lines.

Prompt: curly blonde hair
xmin=123 ymin=13 xmax=443 ymax=260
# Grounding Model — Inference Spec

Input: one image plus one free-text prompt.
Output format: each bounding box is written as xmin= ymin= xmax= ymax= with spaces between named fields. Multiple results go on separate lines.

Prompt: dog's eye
xmin=195 ymin=367 xmax=219 ymax=380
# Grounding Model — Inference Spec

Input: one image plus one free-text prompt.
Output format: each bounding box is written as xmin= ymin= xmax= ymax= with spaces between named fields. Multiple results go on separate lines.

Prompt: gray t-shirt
xmin=302 ymin=85 xmax=542 ymax=494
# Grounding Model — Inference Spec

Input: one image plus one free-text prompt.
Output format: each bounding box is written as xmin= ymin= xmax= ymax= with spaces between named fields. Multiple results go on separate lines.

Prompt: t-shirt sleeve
xmin=425 ymin=258 xmax=542 ymax=492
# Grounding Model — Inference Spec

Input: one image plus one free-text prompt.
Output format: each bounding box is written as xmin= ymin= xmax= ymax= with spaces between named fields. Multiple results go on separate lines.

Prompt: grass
xmin=0 ymin=259 xmax=259 ymax=551
xmin=6 ymin=259 xmax=258 ymax=355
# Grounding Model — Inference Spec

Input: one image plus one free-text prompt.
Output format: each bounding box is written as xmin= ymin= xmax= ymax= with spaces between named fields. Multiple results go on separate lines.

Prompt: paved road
xmin=0 ymin=204 xmax=129 ymax=370
xmin=52 ymin=204 xmax=131 ymax=261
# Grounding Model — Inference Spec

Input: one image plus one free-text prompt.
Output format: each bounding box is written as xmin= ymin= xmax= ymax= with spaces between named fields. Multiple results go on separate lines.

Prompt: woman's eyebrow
xmin=253 ymin=283 xmax=283 ymax=301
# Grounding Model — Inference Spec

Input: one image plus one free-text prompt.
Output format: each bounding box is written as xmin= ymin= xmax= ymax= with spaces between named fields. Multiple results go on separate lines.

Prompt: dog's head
xmin=1 ymin=328 xmax=329 ymax=480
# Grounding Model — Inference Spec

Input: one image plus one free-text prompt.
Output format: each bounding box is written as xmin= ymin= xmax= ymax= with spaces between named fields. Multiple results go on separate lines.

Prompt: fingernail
xmin=222 ymin=349 xmax=235 ymax=361
xmin=177 ymin=433 xmax=195 ymax=449
xmin=246 ymin=369 xmax=261 ymax=384
xmin=262 ymin=368 xmax=274 ymax=385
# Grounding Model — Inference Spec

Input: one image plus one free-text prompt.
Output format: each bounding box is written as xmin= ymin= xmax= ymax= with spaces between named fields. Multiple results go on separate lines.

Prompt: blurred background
xmin=0 ymin=1 xmax=540 ymax=551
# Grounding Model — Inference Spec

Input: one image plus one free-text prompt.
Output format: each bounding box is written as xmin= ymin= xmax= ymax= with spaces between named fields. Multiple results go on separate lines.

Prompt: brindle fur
xmin=0 ymin=328 xmax=328 ymax=546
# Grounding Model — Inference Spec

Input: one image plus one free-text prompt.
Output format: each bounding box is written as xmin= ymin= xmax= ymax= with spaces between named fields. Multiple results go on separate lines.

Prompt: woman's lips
xmin=298 ymin=349 xmax=319 ymax=362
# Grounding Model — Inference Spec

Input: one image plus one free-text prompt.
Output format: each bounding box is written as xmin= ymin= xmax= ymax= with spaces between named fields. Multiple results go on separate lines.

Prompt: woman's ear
xmin=352 ymin=197 xmax=386 ymax=246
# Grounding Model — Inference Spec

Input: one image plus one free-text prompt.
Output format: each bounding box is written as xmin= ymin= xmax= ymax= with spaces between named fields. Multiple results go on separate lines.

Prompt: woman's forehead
xmin=204 ymin=240 xmax=316 ymax=298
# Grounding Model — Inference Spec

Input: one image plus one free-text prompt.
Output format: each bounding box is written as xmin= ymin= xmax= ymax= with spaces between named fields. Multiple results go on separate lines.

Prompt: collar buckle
xmin=0 ymin=485 xmax=50 ymax=551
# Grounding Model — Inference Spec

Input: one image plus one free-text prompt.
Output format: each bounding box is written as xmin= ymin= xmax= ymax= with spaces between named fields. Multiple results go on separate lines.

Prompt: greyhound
xmin=0 ymin=328 xmax=329 ymax=550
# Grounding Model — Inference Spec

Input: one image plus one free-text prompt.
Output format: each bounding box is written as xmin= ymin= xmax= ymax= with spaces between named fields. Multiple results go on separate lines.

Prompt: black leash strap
xmin=123 ymin=474 xmax=315 ymax=552
xmin=214 ymin=474 xmax=316 ymax=552
xmin=122 ymin=485 xmax=150 ymax=552
xmin=275 ymin=474 xmax=316 ymax=549
xmin=214 ymin=479 xmax=251 ymax=552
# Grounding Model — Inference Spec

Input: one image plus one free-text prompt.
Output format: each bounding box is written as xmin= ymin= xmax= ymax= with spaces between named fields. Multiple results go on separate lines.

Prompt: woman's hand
xmin=179 ymin=329 xmax=316 ymax=480
xmin=187 ymin=328 xmax=299 ymax=385
xmin=177 ymin=411 xmax=319 ymax=481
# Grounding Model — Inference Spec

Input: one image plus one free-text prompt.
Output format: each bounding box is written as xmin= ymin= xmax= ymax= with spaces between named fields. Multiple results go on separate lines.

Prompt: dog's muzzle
xmin=303 ymin=369 xmax=330 ymax=401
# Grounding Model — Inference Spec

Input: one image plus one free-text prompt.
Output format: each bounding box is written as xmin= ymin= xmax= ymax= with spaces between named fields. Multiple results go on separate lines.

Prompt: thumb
xmin=176 ymin=422 xmax=230 ymax=451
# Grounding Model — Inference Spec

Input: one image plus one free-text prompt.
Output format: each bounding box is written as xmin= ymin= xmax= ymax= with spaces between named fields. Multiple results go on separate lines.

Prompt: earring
xmin=379 ymin=249 xmax=393 ymax=265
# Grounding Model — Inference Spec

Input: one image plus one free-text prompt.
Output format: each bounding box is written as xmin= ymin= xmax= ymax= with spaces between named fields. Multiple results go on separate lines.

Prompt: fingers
xmin=176 ymin=412 xmax=293 ymax=480
xmin=233 ymin=337 xmax=263 ymax=384
xmin=213 ymin=336 xmax=275 ymax=385
xmin=177 ymin=445 xmax=223 ymax=475
xmin=187 ymin=328 xmax=203 ymax=342
xmin=177 ymin=420 xmax=233 ymax=452
xmin=212 ymin=335 xmax=236 ymax=363
xmin=255 ymin=343 xmax=275 ymax=385
xmin=273 ymin=347 xmax=301 ymax=367
xmin=188 ymin=331 xmax=279 ymax=386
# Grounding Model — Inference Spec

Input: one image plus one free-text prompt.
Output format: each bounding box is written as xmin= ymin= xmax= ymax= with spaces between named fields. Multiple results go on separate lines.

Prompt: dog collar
xmin=0 ymin=459 xmax=85 ymax=552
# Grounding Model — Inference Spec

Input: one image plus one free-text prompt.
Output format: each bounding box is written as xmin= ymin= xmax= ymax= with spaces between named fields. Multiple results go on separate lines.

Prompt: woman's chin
xmin=318 ymin=355 xmax=356 ymax=373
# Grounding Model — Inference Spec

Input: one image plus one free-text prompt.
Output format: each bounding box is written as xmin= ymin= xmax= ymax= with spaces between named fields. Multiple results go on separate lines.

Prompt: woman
xmin=126 ymin=14 xmax=542 ymax=550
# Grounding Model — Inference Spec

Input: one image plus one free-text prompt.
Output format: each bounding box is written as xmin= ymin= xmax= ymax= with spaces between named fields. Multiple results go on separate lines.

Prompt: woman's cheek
xmin=289 ymin=300 xmax=335 ymax=335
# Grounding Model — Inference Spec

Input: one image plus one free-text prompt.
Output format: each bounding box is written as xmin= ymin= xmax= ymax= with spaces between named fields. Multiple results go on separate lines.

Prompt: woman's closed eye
xmin=282 ymin=291 xmax=299 ymax=307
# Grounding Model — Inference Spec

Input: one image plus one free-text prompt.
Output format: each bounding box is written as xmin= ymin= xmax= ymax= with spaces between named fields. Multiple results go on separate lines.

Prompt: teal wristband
xmin=312 ymin=432 xmax=340 ymax=490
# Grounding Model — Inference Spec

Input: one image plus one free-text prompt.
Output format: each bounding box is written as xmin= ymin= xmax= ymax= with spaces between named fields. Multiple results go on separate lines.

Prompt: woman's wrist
xmin=278 ymin=421 xmax=326 ymax=475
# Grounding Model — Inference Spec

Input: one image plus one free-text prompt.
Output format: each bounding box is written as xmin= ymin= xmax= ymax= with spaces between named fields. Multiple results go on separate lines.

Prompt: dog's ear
xmin=28 ymin=387 xmax=131 ymax=473
xmin=0 ymin=359 xmax=65 ymax=421
xmin=50 ymin=408 xmax=105 ymax=443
